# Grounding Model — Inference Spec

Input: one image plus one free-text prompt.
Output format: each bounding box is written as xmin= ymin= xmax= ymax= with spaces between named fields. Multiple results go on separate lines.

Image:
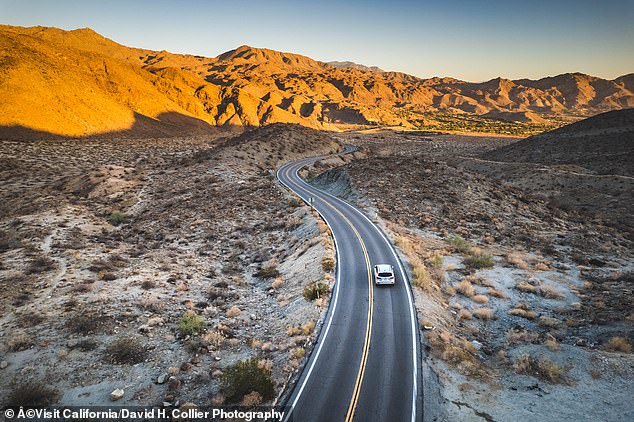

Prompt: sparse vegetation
xmin=104 ymin=336 xmax=147 ymax=364
xmin=447 ymin=235 xmax=472 ymax=253
xmin=178 ymin=312 xmax=207 ymax=336
xmin=108 ymin=211 xmax=127 ymax=226
xmin=604 ymin=336 xmax=632 ymax=353
xmin=27 ymin=256 xmax=55 ymax=274
xmin=322 ymin=257 xmax=335 ymax=272
xmin=303 ymin=282 xmax=329 ymax=301
xmin=221 ymin=358 xmax=275 ymax=403
xmin=472 ymin=307 xmax=495 ymax=320
xmin=464 ymin=250 xmax=495 ymax=269
xmin=7 ymin=333 xmax=33 ymax=351
xmin=513 ymin=354 xmax=569 ymax=384
xmin=255 ymin=265 xmax=280 ymax=279
xmin=7 ymin=379 xmax=59 ymax=406
xmin=456 ymin=279 xmax=475 ymax=297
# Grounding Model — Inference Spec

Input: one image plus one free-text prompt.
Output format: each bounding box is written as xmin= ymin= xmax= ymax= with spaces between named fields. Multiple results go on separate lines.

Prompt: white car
xmin=374 ymin=264 xmax=395 ymax=285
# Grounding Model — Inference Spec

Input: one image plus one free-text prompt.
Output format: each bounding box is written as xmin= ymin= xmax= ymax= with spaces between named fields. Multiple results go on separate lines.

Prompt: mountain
xmin=327 ymin=61 xmax=384 ymax=73
xmin=486 ymin=109 xmax=634 ymax=176
xmin=1 ymin=25 xmax=633 ymax=138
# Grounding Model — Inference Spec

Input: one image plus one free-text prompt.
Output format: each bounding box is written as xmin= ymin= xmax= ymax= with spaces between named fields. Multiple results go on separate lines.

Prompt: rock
xmin=164 ymin=394 xmax=175 ymax=402
xmin=211 ymin=369 xmax=223 ymax=378
xmin=157 ymin=374 xmax=167 ymax=384
xmin=214 ymin=356 xmax=221 ymax=361
xmin=180 ymin=362 xmax=192 ymax=371
xmin=163 ymin=402 xmax=173 ymax=407
xmin=570 ymin=302 xmax=582 ymax=311
xmin=0 ymin=361 xmax=8 ymax=369
xmin=110 ymin=388 xmax=125 ymax=401
xmin=168 ymin=376 xmax=181 ymax=391
xmin=190 ymin=355 xmax=200 ymax=365
xmin=139 ymin=325 xmax=151 ymax=333
xmin=167 ymin=367 xmax=180 ymax=375
xmin=471 ymin=340 xmax=482 ymax=350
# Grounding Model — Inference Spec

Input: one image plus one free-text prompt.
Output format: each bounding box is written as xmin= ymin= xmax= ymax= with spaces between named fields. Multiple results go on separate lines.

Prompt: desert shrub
xmin=472 ymin=294 xmax=489 ymax=304
xmin=321 ymin=257 xmax=335 ymax=272
xmin=446 ymin=235 xmax=472 ymax=253
xmin=304 ymin=282 xmax=329 ymax=301
xmin=7 ymin=379 xmax=59 ymax=406
xmin=66 ymin=312 xmax=110 ymax=335
xmin=509 ymin=307 xmax=537 ymax=320
xmin=514 ymin=354 xmax=568 ymax=384
xmin=515 ymin=281 xmax=538 ymax=294
xmin=412 ymin=260 xmax=431 ymax=289
xmin=178 ymin=312 xmax=207 ymax=336
xmin=538 ymin=316 xmax=562 ymax=328
xmin=0 ymin=229 xmax=21 ymax=252
xmin=108 ymin=211 xmax=127 ymax=226
xmin=506 ymin=252 xmax=529 ymax=269
xmin=104 ymin=336 xmax=147 ymax=364
xmin=464 ymin=251 xmax=494 ymax=269
xmin=221 ymin=358 xmax=275 ymax=403
xmin=604 ymin=336 xmax=632 ymax=353
xmin=27 ymin=256 xmax=55 ymax=274
xmin=472 ymin=308 xmax=495 ymax=320
xmin=255 ymin=265 xmax=280 ymax=279
xmin=97 ymin=270 xmax=116 ymax=281
xmin=226 ymin=306 xmax=241 ymax=317
xmin=291 ymin=347 xmax=306 ymax=359
xmin=487 ymin=288 xmax=507 ymax=299
xmin=458 ymin=309 xmax=473 ymax=320
xmin=429 ymin=253 xmax=444 ymax=269
xmin=241 ymin=391 xmax=263 ymax=407
xmin=456 ymin=279 xmax=475 ymax=297
xmin=141 ymin=279 xmax=156 ymax=289
xmin=507 ymin=328 xmax=540 ymax=345
xmin=271 ymin=277 xmax=284 ymax=289
xmin=538 ymin=284 xmax=565 ymax=300
xmin=8 ymin=333 xmax=33 ymax=351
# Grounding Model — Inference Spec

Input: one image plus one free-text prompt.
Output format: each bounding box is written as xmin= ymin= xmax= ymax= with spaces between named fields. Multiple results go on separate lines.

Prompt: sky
xmin=1 ymin=0 xmax=633 ymax=82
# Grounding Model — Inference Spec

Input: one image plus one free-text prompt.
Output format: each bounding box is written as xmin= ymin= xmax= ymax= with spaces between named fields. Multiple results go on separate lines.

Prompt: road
xmin=277 ymin=147 xmax=422 ymax=422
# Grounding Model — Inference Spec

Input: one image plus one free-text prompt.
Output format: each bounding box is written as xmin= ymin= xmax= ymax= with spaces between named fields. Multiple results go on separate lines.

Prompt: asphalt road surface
xmin=277 ymin=147 xmax=422 ymax=422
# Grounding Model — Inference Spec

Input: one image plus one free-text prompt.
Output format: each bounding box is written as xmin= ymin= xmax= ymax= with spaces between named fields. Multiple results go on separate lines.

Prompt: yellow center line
xmin=282 ymin=165 xmax=373 ymax=422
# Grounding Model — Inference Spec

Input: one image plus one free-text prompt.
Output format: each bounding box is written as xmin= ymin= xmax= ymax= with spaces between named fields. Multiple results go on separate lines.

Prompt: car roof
xmin=375 ymin=264 xmax=393 ymax=272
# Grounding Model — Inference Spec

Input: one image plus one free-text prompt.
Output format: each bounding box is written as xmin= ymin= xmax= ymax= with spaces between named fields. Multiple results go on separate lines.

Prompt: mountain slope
xmin=1 ymin=25 xmax=633 ymax=138
xmin=486 ymin=109 xmax=634 ymax=176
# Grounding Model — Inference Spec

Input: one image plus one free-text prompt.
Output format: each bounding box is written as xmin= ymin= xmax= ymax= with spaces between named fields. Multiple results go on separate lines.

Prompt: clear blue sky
xmin=1 ymin=0 xmax=633 ymax=81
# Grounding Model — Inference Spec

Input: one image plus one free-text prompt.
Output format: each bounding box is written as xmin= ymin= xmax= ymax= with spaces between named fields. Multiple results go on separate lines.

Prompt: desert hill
xmin=1 ymin=24 xmax=633 ymax=138
xmin=327 ymin=61 xmax=385 ymax=73
xmin=486 ymin=108 xmax=634 ymax=176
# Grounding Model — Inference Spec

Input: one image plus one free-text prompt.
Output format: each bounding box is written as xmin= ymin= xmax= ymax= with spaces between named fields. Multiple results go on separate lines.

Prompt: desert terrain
xmin=0 ymin=124 xmax=343 ymax=407
xmin=304 ymin=109 xmax=634 ymax=421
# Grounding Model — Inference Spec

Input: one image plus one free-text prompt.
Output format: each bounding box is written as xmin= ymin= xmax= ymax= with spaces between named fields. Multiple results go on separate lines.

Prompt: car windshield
xmin=378 ymin=272 xmax=392 ymax=277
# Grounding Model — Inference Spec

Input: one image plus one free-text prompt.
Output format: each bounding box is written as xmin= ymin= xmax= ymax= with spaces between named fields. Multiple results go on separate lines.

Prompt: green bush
xmin=321 ymin=258 xmax=335 ymax=272
xmin=178 ymin=312 xmax=207 ymax=336
xmin=254 ymin=265 xmax=280 ymax=279
xmin=222 ymin=358 xmax=275 ymax=403
xmin=446 ymin=235 xmax=472 ymax=253
xmin=108 ymin=211 xmax=127 ymax=226
xmin=464 ymin=252 xmax=495 ymax=269
xmin=303 ymin=282 xmax=329 ymax=301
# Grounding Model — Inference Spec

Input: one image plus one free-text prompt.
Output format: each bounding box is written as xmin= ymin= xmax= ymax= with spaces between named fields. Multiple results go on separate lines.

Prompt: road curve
xmin=277 ymin=147 xmax=422 ymax=422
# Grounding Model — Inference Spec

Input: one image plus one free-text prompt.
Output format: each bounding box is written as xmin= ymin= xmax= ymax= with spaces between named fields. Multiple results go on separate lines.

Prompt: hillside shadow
xmin=0 ymin=111 xmax=225 ymax=141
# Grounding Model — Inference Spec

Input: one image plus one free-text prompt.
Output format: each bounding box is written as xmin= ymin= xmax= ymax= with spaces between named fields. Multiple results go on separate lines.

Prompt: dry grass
xmin=544 ymin=337 xmax=560 ymax=351
xmin=604 ymin=336 xmax=632 ymax=353
xmin=506 ymin=252 xmax=529 ymax=269
xmin=538 ymin=316 xmax=562 ymax=329
xmin=507 ymin=328 xmax=540 ymax=345
xmin=271 ymin=277 xmax=284 ymax=290
xmin=516 ymin=281 xmax=539 ymax=294
xmin=472 ymin=294 xmax=489 ymax=304
xmin=514 ymin=354 xmax=569 ymax=384
xmin=427 ymin=330 xmax=489 ymax=379
xmin=516 ymin=281 xmax=565 ymax=300
xmin=104 ymin=336 xmax=147 ymax=364
xmin=509 ymin=307 xmax=537 ymax=320
xmin=464 ymin=249 xmax=495 ymax=269
xmin=7 ymin=333 xmax=33 ymax=351
xmin=487 ymin=288 xmax=507 ymax=298
xmin=458 ymin=309 xmax=473 ymax=320
xmin=472 ymin=307 xmax=495 ymax=320
xmin=226 ymin=306 xmax=241 ymax=317
xmin=456 ymin=279 xmax=475 ymax=297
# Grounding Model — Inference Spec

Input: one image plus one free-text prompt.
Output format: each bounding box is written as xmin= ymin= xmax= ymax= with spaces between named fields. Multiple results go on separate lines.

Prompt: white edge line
xmin=293 ymin=167 xmax=420 ymax=422
xmin=277 ymin=162 xmax=343 ymax=422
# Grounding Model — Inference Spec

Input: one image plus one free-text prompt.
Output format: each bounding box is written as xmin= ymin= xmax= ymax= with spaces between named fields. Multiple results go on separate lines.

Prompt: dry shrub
xmin=427 ymin=330 xmax=489 ymax=379
xmin=321 ymin=257 xmax=335 ymax=272
xmin=226 ymin=306 xmax=241 ymax=318
xmin=516 ymin=281 xmax=538 ymax=294
xmin=509 ymin=307 xmax=537 ymax=320
xmin=221 ymin=358 xmax=275 ymax=403
xmin=141 ymin=279 xmax=156 ymax=289
xmin=604 ymin=336 xmax=632 ymax=353
xmin=544 ymin=338 xmax=560 ymax=351
xmin=472 ymin=294 xmax=489 ymax=304
xmin=538 ymin=316 xmax=562 ymax=329
xmin=458 ymin=309 xmax=473 ymax=320
xmin=513 ymin=354 xmax=569 ymax=384
xmin=446 ymin=235 xmax=472 ymax=253
xmin=472 ymin=308 xmax=495 ymax=320
xmin=506 ymin=252 xmax=529 ymax=269
xmin=291 ymin=347 xmax=306 ymax=359
xmin=534 ymin=262 xmax=550 ymax=271
xmin=302 ymin=320 xmax=316 ymax=335
xmin=27 ymin=256 xmax=55 ymax=274
xmin=271 ymin=277 xmax=284 ymax=290
xmin=464 ymin=249 xmax=494 ymax=269
xmin=507 ymin=328 xmax=541 ymax=345
xmin=8 ymin=333 xmax=33 ymax=351
xmin=241 ymin=391 xmax=262 ymax=407
xmin=7 ymin=379 xmax=59 ymax=406
xmin=456 ymin=279 xmax=475 ymax=297
xmin=538 ymin=284 xmax=565 ymax=300
xmin=488 ymin=288 xmax=507 ymax=299
xmin=104 ymin=336 xmax=147 ymax=364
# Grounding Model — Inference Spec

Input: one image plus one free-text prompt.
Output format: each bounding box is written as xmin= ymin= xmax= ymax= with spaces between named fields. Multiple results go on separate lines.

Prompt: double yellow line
xmin=282 ymin=165 xmax=374 ymax=422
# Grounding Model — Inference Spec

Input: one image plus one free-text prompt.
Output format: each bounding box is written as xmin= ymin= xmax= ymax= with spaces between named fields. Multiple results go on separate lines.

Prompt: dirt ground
xmin=0 ymin=124 xmax=340 ymax=407
xmin=308 ymin=130 xmax=634 ymax=422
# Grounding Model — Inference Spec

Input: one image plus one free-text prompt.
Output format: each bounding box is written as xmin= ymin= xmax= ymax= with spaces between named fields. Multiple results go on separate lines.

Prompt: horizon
xmin=1 ymin=0 xmax=633 ymax=82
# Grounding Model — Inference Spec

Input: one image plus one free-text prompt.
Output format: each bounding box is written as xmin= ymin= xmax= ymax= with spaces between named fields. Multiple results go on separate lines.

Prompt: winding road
xmin=277 ymin=147 xmax=422 ymax=422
